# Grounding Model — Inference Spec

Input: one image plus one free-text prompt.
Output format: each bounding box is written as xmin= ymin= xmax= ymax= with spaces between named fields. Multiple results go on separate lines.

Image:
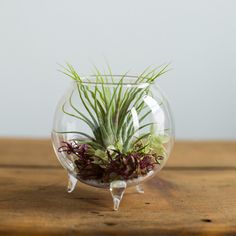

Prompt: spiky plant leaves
xmin=56 ymin=63 xmax=170 ymax=181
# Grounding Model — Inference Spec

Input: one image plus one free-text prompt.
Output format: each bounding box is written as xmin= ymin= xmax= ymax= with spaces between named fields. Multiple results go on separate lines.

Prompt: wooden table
xmin=0 ymin=139 xmax=235 ymax=235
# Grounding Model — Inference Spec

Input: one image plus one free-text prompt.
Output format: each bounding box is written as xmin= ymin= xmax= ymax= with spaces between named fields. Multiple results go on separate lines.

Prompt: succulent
xmin=56 ymin=64 xmax=170 ymax=182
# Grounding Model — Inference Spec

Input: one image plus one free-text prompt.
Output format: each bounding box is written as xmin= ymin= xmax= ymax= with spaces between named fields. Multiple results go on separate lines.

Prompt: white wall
xmin=0 ymin=0 xmax=235 ymax=140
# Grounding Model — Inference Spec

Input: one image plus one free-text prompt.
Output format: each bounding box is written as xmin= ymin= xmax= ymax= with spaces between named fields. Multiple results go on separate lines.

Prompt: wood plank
xmin=0 ymin=138 xmax=57 ymax=167
xmin=0 ymin=139 xmax=236 ymax=235
xmin=0 ymin=167 xmax=235 ymax=235
xmin=0 ymin=138 xmax=236 ymax=167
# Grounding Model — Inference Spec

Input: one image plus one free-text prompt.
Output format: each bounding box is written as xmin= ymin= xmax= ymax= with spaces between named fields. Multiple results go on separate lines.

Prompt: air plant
xmin=56 ymin=63 xmax=170 ymax=182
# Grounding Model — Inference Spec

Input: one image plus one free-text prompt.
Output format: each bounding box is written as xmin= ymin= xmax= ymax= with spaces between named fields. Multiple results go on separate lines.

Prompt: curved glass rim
xmin=75 ymin=74 xmax=154 ymax=86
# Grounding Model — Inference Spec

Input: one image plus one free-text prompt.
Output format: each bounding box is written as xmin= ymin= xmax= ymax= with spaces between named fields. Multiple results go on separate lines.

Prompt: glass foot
xmin=136 ymin=184 xmax=144 ymax=194
xmin=67 ymin=173 xmax=78 ymax=193
xmin=110 ymin=180 xmax=127 ymax=211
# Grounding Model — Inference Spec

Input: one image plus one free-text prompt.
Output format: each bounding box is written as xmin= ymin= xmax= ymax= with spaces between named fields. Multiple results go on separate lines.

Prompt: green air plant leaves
xmin=59 ymin=64 xmax=170 ymax=152
xmin=56 ymin=63 xmax=170 ymax=182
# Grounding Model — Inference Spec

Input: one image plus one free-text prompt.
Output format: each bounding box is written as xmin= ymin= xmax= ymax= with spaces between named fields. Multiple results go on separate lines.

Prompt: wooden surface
xmin=0 ymin=139 xmax=235 ymax=235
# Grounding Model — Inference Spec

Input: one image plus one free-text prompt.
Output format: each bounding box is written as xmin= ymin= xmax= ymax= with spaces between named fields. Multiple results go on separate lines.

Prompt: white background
xmin=0 ymin=0 xmax=235 ymax=140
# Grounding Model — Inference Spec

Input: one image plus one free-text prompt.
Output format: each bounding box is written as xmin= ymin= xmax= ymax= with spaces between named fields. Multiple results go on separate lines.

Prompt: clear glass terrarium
xmin=51 ymin=65 xmax=174 ymax=210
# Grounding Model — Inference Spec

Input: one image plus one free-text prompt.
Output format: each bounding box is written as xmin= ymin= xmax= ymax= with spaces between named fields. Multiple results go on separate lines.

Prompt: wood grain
xmin=1 ymin=138 xmax=236 ymax=168
xmin=0 ymin=139 xmax=235 ymax=235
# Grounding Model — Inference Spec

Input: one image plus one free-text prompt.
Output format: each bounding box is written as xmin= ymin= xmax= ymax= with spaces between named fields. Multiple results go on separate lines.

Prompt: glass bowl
xmin=51 ymin=74 xmax=174 ymax=210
